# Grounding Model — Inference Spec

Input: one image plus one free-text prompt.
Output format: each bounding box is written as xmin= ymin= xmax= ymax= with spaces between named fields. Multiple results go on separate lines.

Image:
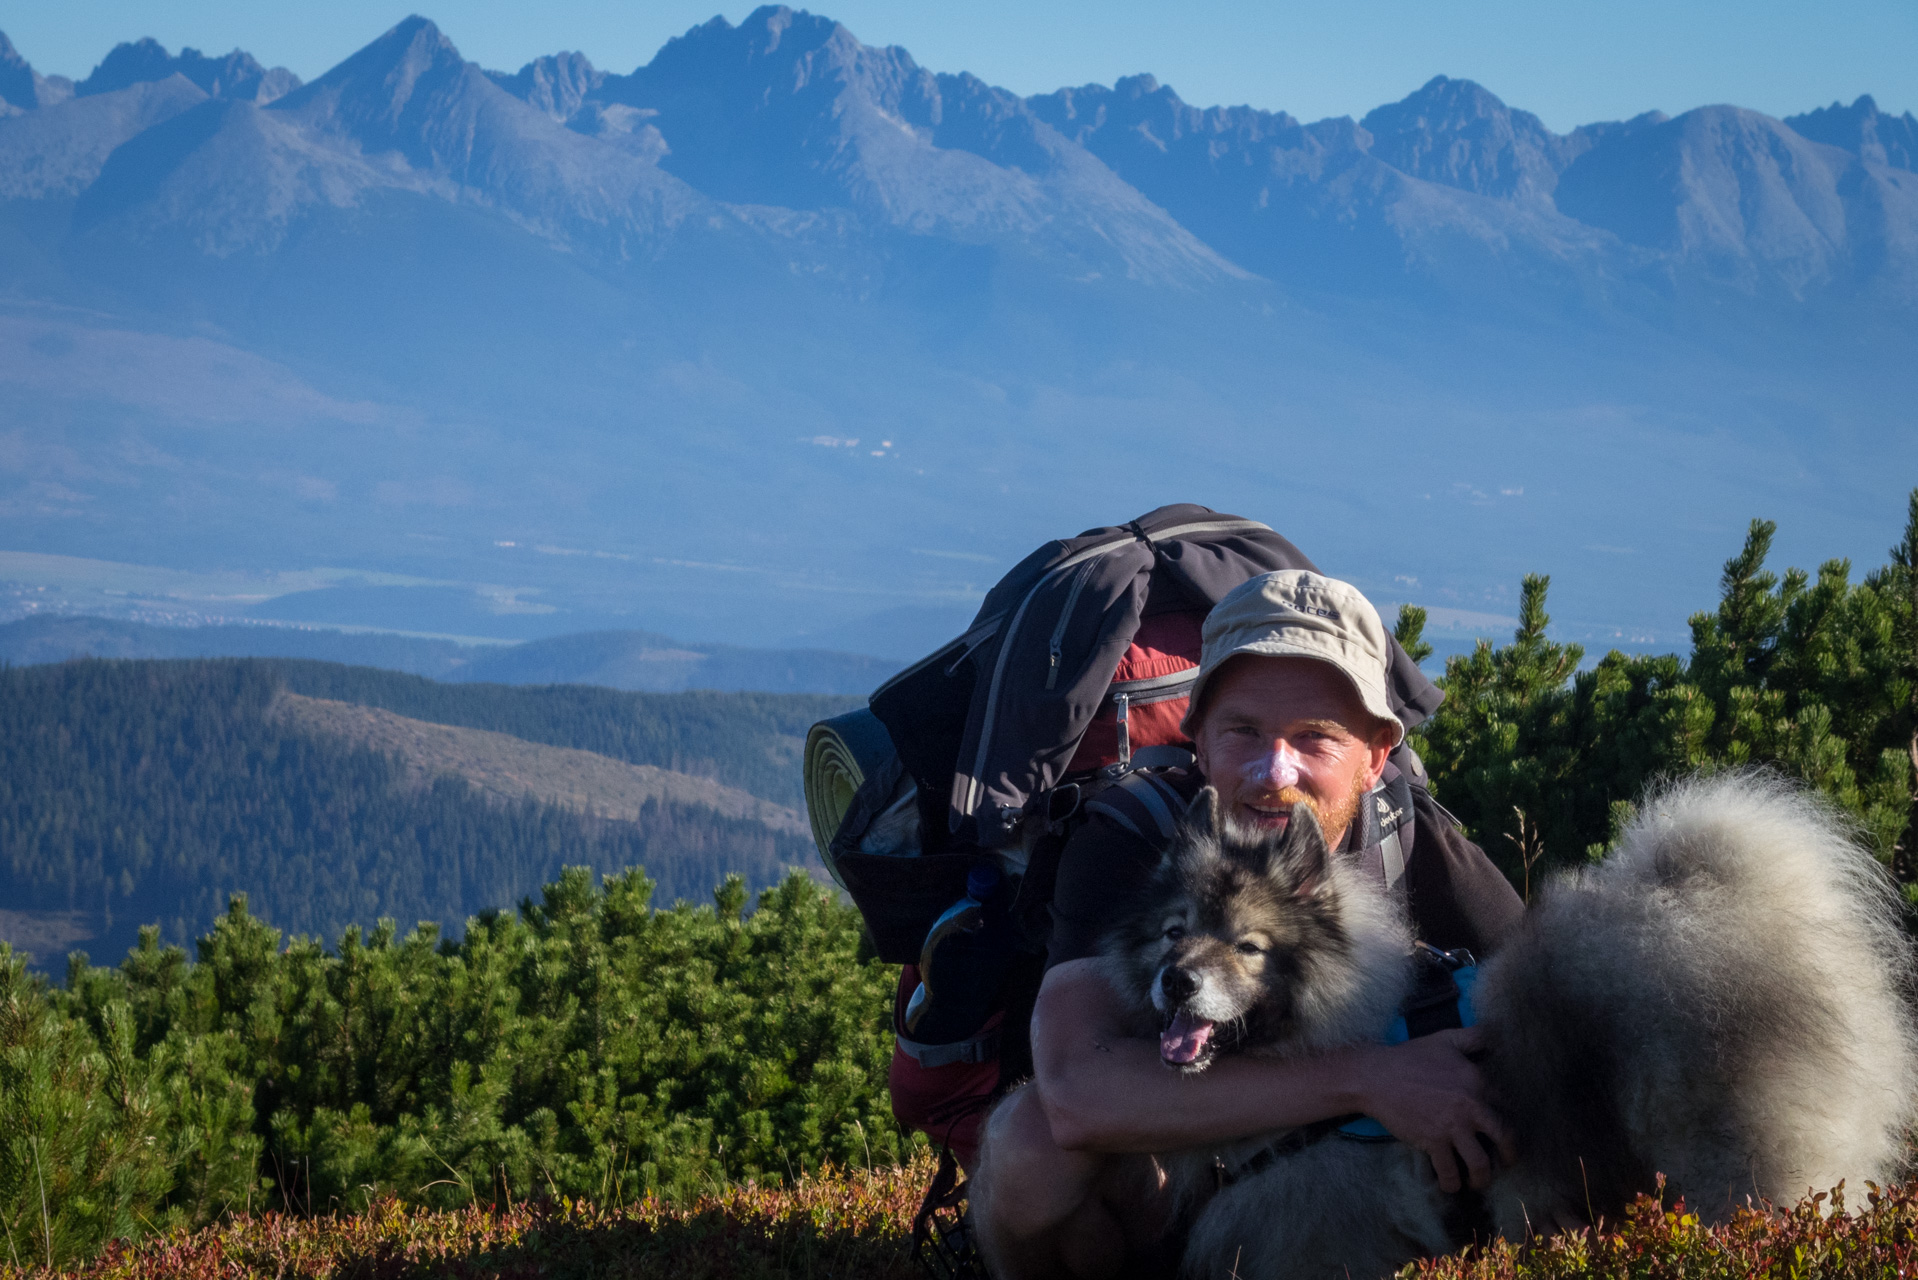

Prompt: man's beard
xmin=1263 ymin=771 xmax=1370 ymax=848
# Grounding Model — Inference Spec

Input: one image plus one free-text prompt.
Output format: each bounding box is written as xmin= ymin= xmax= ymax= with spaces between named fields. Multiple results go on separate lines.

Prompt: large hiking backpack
xmin=803 ymin=504 xmax=1443 ymax=1159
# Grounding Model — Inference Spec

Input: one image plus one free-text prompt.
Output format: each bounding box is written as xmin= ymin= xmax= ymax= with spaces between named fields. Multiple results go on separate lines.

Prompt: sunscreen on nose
xmin=1240 ymin=741 xmax=1303 ymax=791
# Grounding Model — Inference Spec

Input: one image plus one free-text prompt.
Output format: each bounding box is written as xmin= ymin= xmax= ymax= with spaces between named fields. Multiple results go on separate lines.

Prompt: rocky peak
xmin=0 ymin=29 xmax=72 ymax=111
xmin=621 ymin=5 xmax=928 ymax=116
xmin=1786 ymin=94 xmax=1917 ymax=171
xmin=0 ymin=29 xmax=38 ymax=110
xmin=269 ymin=17 xmax=478 ymax=156
xmin=1030 ymin=72 xmax=1370 ymax=202
xmin=1360 ymin=75 xmax=1569 ymax=202
xmin=77 ymin=37 xmax=298 ymax=102
xmin=486 ymin=50 xmax=603 ymax=121
xmin=596 ymin=6 xmax=941 ymax=206
xmin=1028 ymin=74 xmax=1315 ymax=154
xmin=76 ymin=37 xmax=173 ymax=96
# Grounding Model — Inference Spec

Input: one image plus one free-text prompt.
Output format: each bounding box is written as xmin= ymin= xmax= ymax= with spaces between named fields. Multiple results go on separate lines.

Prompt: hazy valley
xmin=1 ymin=8 xmax=1912 ymax=660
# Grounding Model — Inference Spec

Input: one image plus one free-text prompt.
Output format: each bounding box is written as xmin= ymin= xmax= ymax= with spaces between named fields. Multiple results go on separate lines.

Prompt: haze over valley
xmin=2 ymin=6 xmax=1914 ymax=662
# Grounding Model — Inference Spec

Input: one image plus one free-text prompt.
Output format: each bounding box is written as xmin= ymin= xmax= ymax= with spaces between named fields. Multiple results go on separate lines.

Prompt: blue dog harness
xmin=1212 ymin=945 xmax=1478 ymax=1186
xmin=1335 ymin=947 xmax=1478 ymax=1140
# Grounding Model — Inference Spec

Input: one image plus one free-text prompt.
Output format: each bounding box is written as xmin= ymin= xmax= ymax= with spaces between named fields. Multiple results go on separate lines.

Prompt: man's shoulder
xmin=1406 ymin=779 xmax=1467 ymax=840
xmin=1047 ymin=769 xmax=1198 ymax=970
xmin=1411 ymin=775 xmax=1465 ymax=836
xmin=1399 ymin=782 xmax=1526 ymax=953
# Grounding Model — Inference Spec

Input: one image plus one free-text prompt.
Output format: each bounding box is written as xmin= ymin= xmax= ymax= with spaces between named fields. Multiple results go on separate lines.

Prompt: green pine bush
xmin=1403 ymin=489 xmax=1918 ymax=895
xmin=4 ymin=870 xmax=910 ymax=1268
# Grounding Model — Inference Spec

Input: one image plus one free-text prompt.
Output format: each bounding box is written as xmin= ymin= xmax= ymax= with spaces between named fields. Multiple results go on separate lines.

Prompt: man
xmin=972 ymin=570 xmax=1525 ymax=1279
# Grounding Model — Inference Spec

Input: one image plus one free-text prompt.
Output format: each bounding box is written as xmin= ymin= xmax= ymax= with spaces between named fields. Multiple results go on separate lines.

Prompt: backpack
xmin=802 ymin=504 xmax=1444 ymax=1160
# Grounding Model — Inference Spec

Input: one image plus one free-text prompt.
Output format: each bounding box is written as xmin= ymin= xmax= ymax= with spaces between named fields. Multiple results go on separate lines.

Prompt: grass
xmin=0 ymin=1154 xmax=934 ymax=1280
xmin=12 ymin=1157 xmax=1918 ymax=1280
xmin=1411 ymin=1177 xmax=1918 ymax=1279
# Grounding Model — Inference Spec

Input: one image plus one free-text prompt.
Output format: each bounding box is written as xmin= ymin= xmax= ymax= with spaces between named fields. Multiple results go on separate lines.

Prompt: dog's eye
xmin=1163 ymin=925 xmax=1185 ymax=941
xmin=1236 ymin=940 xmax=1263 ymax=956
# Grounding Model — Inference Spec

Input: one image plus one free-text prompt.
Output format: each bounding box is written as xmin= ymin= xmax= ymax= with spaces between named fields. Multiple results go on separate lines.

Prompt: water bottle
xmin=903 ymin=861 xmax=1016 ymax=1045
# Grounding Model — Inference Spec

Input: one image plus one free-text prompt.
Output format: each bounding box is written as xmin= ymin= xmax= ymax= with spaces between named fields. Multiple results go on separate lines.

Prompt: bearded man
xmin=971 ymin=570 xmax=1524 ymax=1279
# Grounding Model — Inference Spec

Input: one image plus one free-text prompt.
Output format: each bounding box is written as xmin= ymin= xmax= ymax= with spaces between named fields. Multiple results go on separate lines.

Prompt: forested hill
xmin=0 ymin=658 xmax=857 ymax=965
xmin=263 ymin=658 xmax=854 ymax=809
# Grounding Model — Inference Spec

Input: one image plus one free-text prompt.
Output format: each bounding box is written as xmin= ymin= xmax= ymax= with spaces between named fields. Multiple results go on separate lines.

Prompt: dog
xmin=1095 ymin=772 xmax=1918 ymax=1279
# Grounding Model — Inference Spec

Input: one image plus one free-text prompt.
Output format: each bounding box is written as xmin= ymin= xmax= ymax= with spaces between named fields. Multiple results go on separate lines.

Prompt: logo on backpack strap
xmin=1374 ymin=792 xmax=1405 ymax=831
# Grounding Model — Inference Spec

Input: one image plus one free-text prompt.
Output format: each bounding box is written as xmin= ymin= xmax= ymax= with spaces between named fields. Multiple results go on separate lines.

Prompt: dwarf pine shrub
xmin=1405 ymin=487 xmax=1918 ymax=892
xmin=6 ymin=869 xmax=907 ymax=1266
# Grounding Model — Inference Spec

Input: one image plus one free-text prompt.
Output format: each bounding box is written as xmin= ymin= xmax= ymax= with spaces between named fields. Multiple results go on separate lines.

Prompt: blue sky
xmin=8 ymin=0 xmax=1915 ymax=132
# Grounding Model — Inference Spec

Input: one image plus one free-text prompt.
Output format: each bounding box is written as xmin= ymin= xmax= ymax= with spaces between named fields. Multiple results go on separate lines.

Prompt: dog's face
xmin=1103 ymin=787 xmax=1353 ymax=1073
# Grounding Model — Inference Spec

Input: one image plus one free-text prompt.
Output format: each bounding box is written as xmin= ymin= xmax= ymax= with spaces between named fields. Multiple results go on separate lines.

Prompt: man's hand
xmin=1347 ymin=1028 xmax=1515 ymax=1193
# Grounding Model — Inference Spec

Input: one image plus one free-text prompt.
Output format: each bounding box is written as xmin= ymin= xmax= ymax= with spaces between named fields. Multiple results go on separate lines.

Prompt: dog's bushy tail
xmin=1481 ymin=771 xmax=1918 ymax=1223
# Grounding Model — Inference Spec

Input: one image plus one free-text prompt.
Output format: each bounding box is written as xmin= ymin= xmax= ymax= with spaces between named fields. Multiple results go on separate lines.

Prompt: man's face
xmin=1190 ymin=655 xmax=1395 ymax=849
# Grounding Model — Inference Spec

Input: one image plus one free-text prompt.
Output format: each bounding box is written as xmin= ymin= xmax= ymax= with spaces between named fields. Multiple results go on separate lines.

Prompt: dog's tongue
xmin=1160 ymin=1011 xmax=1215 ymax=1065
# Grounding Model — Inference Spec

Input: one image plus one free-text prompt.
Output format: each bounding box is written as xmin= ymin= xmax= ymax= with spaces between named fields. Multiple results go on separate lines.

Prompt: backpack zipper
xmin=960 ymin=517 xmax=1270 ymax=825
xmin=1044 ymin=561 xmax=1097 ymax=691
xmin=1109 ymin=667 xmax=1199 ymax=704
xmin=1109 ymin=670 xmax=1197 ymax=774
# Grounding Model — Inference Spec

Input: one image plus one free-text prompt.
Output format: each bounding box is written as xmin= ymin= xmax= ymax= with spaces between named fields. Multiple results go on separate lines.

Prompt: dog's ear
xmin=1185 ymin=786 xmax=1223 ymax=841
xmin=1273 ymin=802 xmax=1331 ymax=889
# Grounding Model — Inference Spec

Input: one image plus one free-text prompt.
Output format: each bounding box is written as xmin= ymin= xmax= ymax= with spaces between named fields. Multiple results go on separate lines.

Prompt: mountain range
xmin=0 ymin=613 xmax=900 ymax=693
xmin=1 ymin=10 xmax=1913 ymax=656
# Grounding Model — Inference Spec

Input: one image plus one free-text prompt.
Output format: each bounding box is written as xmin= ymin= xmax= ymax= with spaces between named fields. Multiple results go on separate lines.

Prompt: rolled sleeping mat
xmin=803 ymin=708 xmax=899 ymax=875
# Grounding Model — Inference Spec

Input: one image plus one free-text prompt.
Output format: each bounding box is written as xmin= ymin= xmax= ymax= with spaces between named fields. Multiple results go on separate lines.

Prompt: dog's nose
xmin=1160 ymin=966 xmax=1199 ymax=1003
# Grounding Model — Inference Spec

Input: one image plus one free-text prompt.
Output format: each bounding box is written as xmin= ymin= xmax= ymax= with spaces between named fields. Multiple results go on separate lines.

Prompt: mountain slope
xmin=72 ymin=94 xmax=401 ymax=253
xmin=270 ymin=18 xmax=710 ymax=247
xmin=1557 ymin=105 xmax=1918 ymax=298
xmin=0 ymin=659 xmax=825 ymax=964
xmin=0 ymin=76 xmax=206 ymax=200
xmin=264 ymin=659 xmax=857 ymax=809
xmin=272 ymin=691 xmax=808 ymax=833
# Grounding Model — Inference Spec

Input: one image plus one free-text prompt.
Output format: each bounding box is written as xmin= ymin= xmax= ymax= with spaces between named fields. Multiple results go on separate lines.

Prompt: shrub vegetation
xmin=1 ymin=872 xmax=911 ymax=1269
xmin=3 ymin=490 xmax=1917 ymax=1275
xmin=1401 ymin=492 xmax=1918 ymax=899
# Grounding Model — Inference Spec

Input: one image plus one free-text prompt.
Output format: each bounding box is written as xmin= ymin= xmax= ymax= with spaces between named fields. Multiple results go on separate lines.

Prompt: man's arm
xmin=1032 ymin=957 xmax=1515 ymax=1192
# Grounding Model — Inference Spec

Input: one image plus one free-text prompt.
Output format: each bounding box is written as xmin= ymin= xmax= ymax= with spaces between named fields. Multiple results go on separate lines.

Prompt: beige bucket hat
xmin=1180 ymin=570 xmax=1405 ymax=745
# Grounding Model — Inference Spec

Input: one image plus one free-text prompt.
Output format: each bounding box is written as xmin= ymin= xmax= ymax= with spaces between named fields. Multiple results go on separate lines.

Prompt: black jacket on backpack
xmin=830 ymin=504 xmax=1445 ymax=964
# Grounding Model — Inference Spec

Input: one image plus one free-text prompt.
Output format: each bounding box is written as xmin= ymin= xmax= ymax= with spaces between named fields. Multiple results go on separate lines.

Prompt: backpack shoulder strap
xmin=1377 ymin=768 xmax=1415 ymax=891
xmin=1349 ymin=762 xmax=1417 ymax=892
xmin=1081 ymin=768 xmax=1196 ymax=848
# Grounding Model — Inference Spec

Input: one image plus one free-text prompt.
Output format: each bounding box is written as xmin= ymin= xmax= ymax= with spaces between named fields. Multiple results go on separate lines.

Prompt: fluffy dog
xmin=1097 ymin=773 xmax=1918 ymax=1279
